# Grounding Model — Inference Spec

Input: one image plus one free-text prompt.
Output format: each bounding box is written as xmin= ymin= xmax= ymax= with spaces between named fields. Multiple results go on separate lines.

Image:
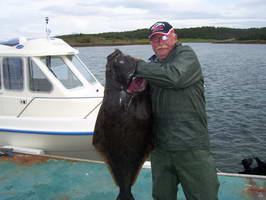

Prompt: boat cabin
xmin=0 ymin=25 xmax=103 ymax=158
xmin=0 ymin=38 xmax=103 ymax=118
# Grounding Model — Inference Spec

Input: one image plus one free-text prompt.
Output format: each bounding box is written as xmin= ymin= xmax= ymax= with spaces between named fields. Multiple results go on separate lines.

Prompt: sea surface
xmin=77 ymin=43 xmax=266 ymax=173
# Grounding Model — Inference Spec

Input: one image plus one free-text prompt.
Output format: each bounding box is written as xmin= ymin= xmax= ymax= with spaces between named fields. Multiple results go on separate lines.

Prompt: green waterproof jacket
xmin=135 ymin=42 xmax=210 ymax=151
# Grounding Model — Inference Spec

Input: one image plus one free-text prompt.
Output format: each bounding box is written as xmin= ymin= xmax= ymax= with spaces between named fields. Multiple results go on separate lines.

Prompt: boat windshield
xmin=68 ymin=55 xmax=97 ymax=85
xmin=40 ymin=56 xmax=83 ymax=89
xmin=28 ymin=58 xmax=52 ymax=92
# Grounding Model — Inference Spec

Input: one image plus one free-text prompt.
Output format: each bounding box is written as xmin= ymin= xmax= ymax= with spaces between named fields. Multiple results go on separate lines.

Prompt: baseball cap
xmin=148 ymin=22 xmax=173 ymax=38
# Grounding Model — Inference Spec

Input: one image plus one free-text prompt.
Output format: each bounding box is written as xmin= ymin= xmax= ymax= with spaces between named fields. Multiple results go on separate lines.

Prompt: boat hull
xmin=0 ymin=130 xmax=102 ymax=160
xmin=0 ymin=116 xmax=103 ymax=161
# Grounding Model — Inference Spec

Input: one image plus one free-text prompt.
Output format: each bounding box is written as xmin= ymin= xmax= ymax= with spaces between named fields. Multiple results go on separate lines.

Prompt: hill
xmin=57 ymin=26 xmax=266 ymax=46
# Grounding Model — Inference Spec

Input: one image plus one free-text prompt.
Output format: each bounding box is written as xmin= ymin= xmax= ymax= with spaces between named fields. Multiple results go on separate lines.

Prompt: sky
xmin=0 ymin=0 xmax=266 ymax=40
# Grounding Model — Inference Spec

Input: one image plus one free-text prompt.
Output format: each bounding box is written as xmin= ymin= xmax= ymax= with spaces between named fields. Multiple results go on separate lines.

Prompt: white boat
xmin=0 ymin=25 xmax=104 ymax=159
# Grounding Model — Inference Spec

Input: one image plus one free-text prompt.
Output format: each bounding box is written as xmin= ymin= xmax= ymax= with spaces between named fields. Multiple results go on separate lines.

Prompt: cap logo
xmin=151 ymin=23 xmax=165 ymax=33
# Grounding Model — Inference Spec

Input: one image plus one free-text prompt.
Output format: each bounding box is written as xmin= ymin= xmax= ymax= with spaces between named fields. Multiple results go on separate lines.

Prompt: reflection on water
xmin=77 ymin=43 xmax=266 ymax=173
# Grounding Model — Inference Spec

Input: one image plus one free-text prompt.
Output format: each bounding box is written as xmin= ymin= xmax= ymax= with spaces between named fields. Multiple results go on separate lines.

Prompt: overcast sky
xmin=1 ymin=0 xmax=266 ymax=40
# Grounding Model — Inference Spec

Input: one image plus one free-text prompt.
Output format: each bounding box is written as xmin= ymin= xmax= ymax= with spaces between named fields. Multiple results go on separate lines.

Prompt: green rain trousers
xmin=151 ymin=149 xmax=220 ymax=200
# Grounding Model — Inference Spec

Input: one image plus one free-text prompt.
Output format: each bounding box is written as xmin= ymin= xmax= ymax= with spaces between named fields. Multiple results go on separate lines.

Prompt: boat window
xmin=3 ymin=57 xmax=23 ymax=90
xmin=28 ymin=58 xmax=52 ymax=92
xmin=40 ymin=56 xmax=83 ymax=89
xmin=68 ymin=55 xmax=97 ymax=84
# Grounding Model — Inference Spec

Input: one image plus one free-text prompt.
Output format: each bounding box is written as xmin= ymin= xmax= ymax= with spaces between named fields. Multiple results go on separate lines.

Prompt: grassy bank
xmin=58 ymin=35 xmax=148 ymax=47
xmin=58 ymin=36 xmax=221 ymax=47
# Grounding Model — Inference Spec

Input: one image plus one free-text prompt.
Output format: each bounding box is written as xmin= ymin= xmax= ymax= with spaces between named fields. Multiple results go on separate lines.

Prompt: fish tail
xmin=116 ymin=190 xmax=135 ymax=200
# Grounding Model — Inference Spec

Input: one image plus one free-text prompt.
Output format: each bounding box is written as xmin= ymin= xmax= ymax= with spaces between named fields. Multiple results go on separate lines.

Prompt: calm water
xmin=77 ymin=43 xmax=266 ymax=173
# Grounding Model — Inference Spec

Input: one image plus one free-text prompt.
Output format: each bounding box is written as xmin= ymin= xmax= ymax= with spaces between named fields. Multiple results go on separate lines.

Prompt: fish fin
xmin=93 ymin=145 xmax=120 ymax=186
xmin=130 ymin=144 xmax=153 ymax=185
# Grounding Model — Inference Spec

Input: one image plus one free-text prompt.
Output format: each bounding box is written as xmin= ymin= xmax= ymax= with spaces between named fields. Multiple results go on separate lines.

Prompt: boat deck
xmin=0 ymin=153 xmax=266 ymax=200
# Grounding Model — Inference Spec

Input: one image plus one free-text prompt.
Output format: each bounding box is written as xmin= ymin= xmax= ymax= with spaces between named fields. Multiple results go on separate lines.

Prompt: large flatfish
xmin=93 ymin=49 xmax=153 ymax=200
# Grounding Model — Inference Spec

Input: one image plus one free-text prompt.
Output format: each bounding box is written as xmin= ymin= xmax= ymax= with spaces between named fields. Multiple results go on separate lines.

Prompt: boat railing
xmin=217 ymin=172 xmax=266 ymax=179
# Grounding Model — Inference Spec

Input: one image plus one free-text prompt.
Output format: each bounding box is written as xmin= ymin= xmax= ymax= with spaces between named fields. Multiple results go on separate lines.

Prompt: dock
xmin=0 ymin=153 xmax=266 ymax=200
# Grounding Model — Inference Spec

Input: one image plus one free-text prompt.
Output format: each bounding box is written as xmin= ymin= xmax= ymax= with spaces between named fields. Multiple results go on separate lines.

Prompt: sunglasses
xmin=150 ymin=35 xmax=170 ymax=43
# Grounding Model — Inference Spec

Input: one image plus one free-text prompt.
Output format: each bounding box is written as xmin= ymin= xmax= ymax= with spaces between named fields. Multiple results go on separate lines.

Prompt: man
xmin=114 ymin=21 xmax=219 ymax=200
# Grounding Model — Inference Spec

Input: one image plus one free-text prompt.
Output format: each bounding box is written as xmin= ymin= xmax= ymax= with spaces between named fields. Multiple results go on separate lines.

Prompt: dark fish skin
xmin=93 ymin=50 xmax=153 ymax=200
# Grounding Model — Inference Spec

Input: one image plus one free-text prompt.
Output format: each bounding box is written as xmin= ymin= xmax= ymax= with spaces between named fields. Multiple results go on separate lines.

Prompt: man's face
xmin=150 ymin=32 xmax=177 ymax=61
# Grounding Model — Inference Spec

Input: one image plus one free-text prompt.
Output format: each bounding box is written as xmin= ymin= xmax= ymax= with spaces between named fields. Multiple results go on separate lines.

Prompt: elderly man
xmin=114 ymin=21 xmax=220 ymax=200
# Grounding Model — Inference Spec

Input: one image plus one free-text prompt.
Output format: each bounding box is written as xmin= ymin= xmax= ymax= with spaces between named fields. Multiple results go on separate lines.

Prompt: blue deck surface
xmin=0 ymin=154 xmax=266 ymax=200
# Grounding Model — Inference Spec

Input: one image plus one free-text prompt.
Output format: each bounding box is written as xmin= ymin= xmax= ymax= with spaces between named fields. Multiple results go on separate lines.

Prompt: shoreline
xmin=65 ymin=40 xmax=266 ymax=47
xmin=213 ymin=40 xmax=266 ymax=44
xmin=70 ymin=42 xmax=149 ymax=47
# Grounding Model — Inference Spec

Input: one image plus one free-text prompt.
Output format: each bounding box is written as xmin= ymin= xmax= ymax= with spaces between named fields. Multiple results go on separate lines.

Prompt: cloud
xmin=0 ymin=0 xmax=265 ymax=40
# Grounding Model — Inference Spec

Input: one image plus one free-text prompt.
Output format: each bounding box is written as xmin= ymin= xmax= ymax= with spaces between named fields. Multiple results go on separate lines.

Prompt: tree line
xmin=75 ymin=26 xmax=266 ymax=40
xmin=176 ymin=27 xmax=266 ymax=40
